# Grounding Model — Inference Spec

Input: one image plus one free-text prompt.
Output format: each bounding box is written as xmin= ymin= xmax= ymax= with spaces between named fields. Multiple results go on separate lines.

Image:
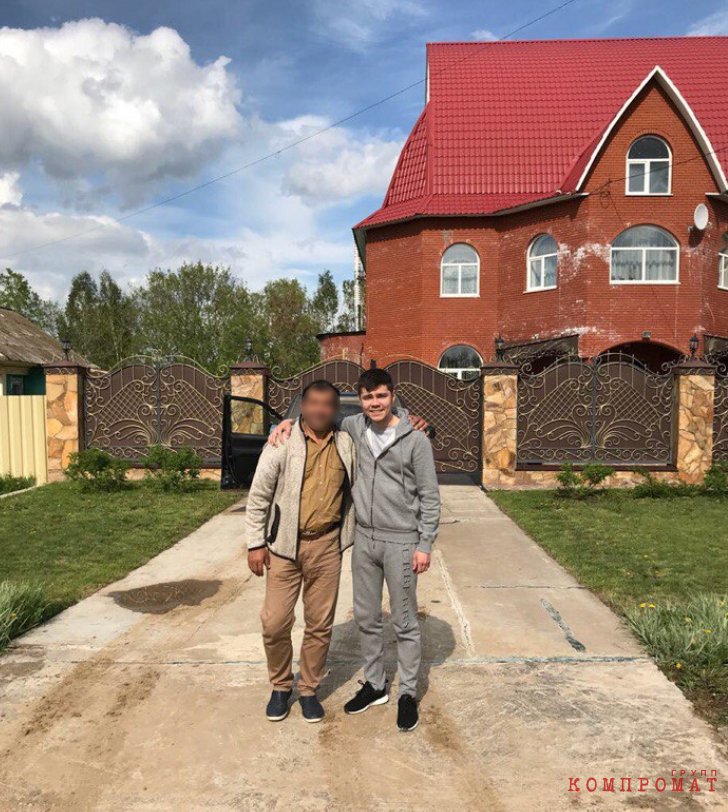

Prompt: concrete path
xmin=1 ymin=485 xmax=727 ymax=811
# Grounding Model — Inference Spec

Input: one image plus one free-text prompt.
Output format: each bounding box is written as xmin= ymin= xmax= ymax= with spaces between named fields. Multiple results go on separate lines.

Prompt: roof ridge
xmin=426 ymin=35 xmax=728 ymax=46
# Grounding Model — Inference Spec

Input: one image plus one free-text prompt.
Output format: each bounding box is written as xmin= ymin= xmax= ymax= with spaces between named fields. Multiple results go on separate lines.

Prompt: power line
xmin=3 ymin=0 xmax=579 ymax=261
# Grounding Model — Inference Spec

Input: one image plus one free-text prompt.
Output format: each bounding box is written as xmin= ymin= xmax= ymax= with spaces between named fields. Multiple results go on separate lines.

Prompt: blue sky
xmin=1 ymin=0 xmax=728 ymax=302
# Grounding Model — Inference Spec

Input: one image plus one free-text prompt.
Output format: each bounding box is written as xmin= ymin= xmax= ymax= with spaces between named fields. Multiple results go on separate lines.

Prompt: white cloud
xmin=312 ymin=0 xmax=426 ymax=49
xmin=472 ymin=29 xmax=499 ymax=41
xmin=0 ymin=172 xmax=22 ymax=206
xmin=278 ymin=116 xmax=402 ymax=204
xmin=0 ymin=19 xmax=241 ymax=202
xmin=688 ymin=7 xmax=728 ymax=35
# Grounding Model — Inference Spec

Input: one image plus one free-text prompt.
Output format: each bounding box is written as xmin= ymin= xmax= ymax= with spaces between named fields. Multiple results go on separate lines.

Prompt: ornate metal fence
xmin=83 ymin=357 xmax=230 ymax=464
xmin=711 ymin=361 xmax=728 ymax=461
xmin=386 ymin=361 xmax=482 ymax=475
xmin=266 ymin=359 xmax=482 ymax=475
xmin=516 ymin=352 xmax=676 ymax=466
xmin=266 ymin=360 xmax=364 ymax=415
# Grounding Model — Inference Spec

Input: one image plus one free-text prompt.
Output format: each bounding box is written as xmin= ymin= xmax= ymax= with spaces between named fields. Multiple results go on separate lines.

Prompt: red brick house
xmin=319 ymin=37 xmax=728 ymax=376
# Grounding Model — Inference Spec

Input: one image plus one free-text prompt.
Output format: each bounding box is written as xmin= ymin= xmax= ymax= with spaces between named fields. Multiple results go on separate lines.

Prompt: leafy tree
xmin=336 ymin=278 xmax=362 ymax=332
xmin=134 ymin=262 xmax=257 ymax=371
xmin=310 ymin=270 xmax=338 ymax=334
xmin=56 ymin=271 xmax=138 ymax=368
xmin=258 ymin=278 xmax=320 ymax=376
xmin=0 ymin=268 xmax=60 ymax=334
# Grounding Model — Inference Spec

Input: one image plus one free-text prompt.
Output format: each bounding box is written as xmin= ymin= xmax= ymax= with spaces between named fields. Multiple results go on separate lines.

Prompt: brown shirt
xmin=298 ymin=421 xmax=346 ymax=534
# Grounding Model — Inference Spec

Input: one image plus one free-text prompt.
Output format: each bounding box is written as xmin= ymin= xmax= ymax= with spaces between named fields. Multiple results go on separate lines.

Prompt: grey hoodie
xmin=341 ymin=411 xmax=440 ymax=553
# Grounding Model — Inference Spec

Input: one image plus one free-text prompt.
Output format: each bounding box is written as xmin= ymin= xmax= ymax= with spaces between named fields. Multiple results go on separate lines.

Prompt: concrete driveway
xmin=1 ymin=485 xmax=726 ymax=811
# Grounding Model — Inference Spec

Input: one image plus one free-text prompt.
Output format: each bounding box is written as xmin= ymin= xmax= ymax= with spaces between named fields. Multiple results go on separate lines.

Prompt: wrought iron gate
xmin=83 ymin=357 xmax=230 ymax=464
xmin=712 ymin=362 xmax=728 ymax=461
xmin=267 ymin=359 xmax=482 ymax=475
xmin=516 ymin=353 xmax=676 ymax=466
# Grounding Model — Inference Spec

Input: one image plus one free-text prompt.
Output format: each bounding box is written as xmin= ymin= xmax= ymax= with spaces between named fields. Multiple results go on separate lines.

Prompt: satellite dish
xmin=693 ymin=203 xmax=709 ymax=231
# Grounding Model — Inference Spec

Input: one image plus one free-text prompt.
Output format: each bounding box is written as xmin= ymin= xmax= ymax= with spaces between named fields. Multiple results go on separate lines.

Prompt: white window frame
xmin=440 ymin=244 xmax=480 ymax=298
xmin=438 ymin=345 xmax=483 ymax=380
xmin=610 ymin=226 xmax=680 ymax=285
xmin=625 ymin=136 xmax=672 ymax=196
xmin=719 ymin=251 xmax=728 ymax=291
xmin=526 ymin=235 xmax=558 ymax=292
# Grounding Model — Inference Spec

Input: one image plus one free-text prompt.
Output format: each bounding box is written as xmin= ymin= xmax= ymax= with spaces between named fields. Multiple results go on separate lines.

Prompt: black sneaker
xmin=299 ymin=694 xmax=325 ymax=723
xmin=266 ymin=689 xmax=292 ymax=721
xmin=344 ymin=680 xmax=389 ymax=715
xmin=397 ymin=694 xmax=419 ymax=732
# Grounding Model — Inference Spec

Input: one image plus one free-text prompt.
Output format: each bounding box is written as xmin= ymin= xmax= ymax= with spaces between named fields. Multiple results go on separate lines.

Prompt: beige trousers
xmin=260 ymin=527 xmax=342 ymax=696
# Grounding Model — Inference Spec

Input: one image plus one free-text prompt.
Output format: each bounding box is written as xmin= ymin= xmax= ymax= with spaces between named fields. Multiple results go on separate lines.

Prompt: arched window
xmin=720 ymin=236 xmax=728 ymax=290
xmin=626 ymin=136 xmax=671 ymax=195
xmin=611 ymin=225 xmax=679 ymax=283
xmin=527 ymin=234 xmax=558 ymax=291
xmin=438 ymin=345 xmax=483 ymax=380
xmin=440 ymin=244 xmax=479 ymax=297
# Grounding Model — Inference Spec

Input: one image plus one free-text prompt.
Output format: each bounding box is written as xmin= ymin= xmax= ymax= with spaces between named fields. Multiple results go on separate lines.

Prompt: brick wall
xmin=352 ymin=80 xmax=728 ymax=368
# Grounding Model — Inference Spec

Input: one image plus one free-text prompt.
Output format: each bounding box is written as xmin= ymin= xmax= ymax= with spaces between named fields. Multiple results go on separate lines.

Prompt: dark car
xmin=220 ymin=391 xmax=410 ymax=489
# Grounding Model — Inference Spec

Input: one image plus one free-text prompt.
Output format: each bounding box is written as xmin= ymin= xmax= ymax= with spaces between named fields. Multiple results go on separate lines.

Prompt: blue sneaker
xmin=266 ymin=689 xmax=292 ymax=721
xmin=299 ymin=694 xmax=325 ymax=723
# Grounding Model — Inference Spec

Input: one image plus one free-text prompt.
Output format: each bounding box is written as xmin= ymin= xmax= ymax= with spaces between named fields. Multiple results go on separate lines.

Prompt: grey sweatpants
xmin=351 ymin=535 xmax=420 ymax=697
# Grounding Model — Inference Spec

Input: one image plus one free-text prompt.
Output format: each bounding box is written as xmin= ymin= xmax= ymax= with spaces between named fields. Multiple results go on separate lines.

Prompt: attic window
xmin=626 ymin=136 xmax=671 ymax=195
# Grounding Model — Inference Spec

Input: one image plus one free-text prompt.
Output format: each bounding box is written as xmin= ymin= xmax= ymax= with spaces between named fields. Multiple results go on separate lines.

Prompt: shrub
xmin=702 ymin=462 xmax=728 ymax=496
xmin=142 ymin=444 xmax=203 ymax=492
xmin=64 ymin=448 xmax=130 ymax=491
xmin=0 ymin=474 xmax=35 ymax=495
xmin=555 ymin=462 xmax=614 ymax=498
xmin=0 ymin=581 xmax=47 ymax=651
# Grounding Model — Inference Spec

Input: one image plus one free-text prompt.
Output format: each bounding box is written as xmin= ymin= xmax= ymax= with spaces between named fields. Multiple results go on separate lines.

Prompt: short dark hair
xmin=301 ymin=379 xmax=340 ymax=403
xmin=356 ymin=368 xmax=394 ymax=394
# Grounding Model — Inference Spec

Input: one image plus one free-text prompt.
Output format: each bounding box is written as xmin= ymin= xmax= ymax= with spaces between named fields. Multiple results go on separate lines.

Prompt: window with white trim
xmin=610 ymin=225 xmax=679 ymax=283
xmin=626 ymin=136 xmax=671 ymax=195
xmin=438 ymin=345 xmax=483 ymax=380
xmin=720 ymin=242 xmax=728 ymax=290
xmin=527 ymin=234 xmax=558 ymax=291
xmin=440 ymin=243 xmax=479 ymax=297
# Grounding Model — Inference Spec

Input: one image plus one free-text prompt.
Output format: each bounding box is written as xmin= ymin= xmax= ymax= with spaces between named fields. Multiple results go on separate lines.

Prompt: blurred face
xmin=359 ymin=384 xmax=394 ymax=424
xmin=301 ymin=387 xmax=339 ymax=433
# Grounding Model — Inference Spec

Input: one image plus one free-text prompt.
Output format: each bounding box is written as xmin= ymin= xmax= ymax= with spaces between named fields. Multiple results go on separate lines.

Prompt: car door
xmin=221 ymin=394 xmax=282 ymax=489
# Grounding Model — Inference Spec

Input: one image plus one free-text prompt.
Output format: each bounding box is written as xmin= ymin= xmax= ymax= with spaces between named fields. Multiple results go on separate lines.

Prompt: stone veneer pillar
xmin=673 ymin=358 xmax=715 ymax=484
xmin=43 ymin=362 xmax=87 ymax=483
xmin=481 ymin=362 xmax=519 ymax=489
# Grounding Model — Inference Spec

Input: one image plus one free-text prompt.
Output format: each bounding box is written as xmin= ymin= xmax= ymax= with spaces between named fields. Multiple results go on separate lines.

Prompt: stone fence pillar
xmin=43 ymin=362 xmax=87 ymax=483
xmin=481 ymin=362 xmax=519 ymax=489
xmin=673 ymin=358 xmax=715 ymax=484
xmin=229 ymin=360 xmax=270 ymax=435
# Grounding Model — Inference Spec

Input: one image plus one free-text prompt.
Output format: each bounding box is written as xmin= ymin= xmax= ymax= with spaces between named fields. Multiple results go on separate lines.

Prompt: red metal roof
xmin=356 ymin=37 xmax=728 ymax=230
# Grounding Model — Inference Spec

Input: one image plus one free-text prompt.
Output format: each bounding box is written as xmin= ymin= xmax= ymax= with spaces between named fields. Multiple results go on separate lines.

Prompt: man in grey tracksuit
xmin=341 ymin=367 xmax=440 ymax=732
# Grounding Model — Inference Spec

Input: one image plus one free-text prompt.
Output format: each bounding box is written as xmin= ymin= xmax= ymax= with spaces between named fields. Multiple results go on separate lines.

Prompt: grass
xmin=489 ymin=489 xmax=728 ymax=729
xmin=0 ymin=480 xmax=241 ymax=639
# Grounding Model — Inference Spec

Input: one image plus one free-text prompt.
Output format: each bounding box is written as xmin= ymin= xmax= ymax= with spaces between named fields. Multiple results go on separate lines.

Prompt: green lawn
xmin=0 ymin=481 xmax=240 ymax=615
xmin=489 ymin=489 xmax=728 ymax=728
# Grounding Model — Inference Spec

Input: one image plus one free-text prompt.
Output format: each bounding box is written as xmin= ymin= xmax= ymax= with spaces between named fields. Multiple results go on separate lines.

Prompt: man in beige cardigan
xmin=245 ymin=380 xmax=356 ymax=723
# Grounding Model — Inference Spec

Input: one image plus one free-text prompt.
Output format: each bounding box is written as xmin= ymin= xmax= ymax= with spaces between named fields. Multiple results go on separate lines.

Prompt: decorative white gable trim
xmin=575 ymin=65 xmax=728 ymax=193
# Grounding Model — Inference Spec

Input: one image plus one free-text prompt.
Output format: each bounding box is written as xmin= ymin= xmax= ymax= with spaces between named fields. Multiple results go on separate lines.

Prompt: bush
xmin=0 ymin=474 xmax=35 ymax=495
xmin=0 ymin=581 xmax=47 ymax=651
xmin=631 ymin=470 xmax=698 ymax=499
xmin=64 ymin=448 xmax=130 ymax=491
xmin=703 ymin=462 xmax=728 ymax=496
xmin=555 ymin=462 xmax=615 ymax=498
xmin=141 ymin=444 xmax=203 ymax=492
